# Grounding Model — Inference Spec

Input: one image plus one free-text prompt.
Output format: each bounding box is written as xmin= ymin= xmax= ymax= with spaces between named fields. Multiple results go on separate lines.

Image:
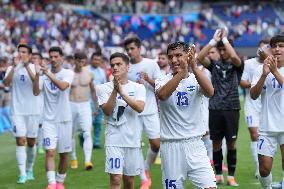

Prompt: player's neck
xmin=51 ymin=65 xmax=62 ymax=73
xmin=74 ymin=66 xmax=82 ymax=73
xmin=131 ymin=56 xmax=142 ymax=64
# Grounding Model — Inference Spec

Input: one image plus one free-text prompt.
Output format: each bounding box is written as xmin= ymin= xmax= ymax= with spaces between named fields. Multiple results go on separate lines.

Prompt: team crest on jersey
xmin=187 ymin=86 xmax=195 ymax=92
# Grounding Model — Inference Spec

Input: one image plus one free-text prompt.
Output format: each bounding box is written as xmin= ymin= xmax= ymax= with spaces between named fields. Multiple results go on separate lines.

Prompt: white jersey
xmin=155 ymin=73 xmax=207 ymax=140
xmin=128 ymin=58 xmax=161 ymax=115
xmin=39 ymin=68 xmax=74 ymax=122
xmin=242 ymin=58 xmax=262 ymax=114
xmin=96 ymin=81 xmax=146 ymax=148
xmin=199 ymin=66 xmax=211 ymax=132
xmin=251 ymin=66 xmax=284 ymax=133
xmin=5 ymin=63 xmax=41 ymax=115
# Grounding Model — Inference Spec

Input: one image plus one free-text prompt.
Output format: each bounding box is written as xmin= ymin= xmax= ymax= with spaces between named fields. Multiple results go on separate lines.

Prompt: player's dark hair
xmin=167 ymin=41 xmax=189 ymax=54
xmin=270 ymin=35 xmax=284 ymax=47
xmin=49 ymin=46 xmax=64 ymax=56
xmin=110 ymin=52 xmax=130 ymax=64
xmin=32 ymin=52 xmax=42 ymax=59
xmin=158 ymin=51 xmax=167 ymax=56
xmin=216 ymin=38 xmax=234 ymax=48
xmin=258 ymin=39 xmax=270 ymax=47
xmin=91 ymin=51 xmax=102 ymax=59
xmin=18 ymin=44 xmax=32 ymax=54
xmin=124 ymin=37 xmax=142 ymax=48
xmin=74 ymin=52 xmax=87 ymax=60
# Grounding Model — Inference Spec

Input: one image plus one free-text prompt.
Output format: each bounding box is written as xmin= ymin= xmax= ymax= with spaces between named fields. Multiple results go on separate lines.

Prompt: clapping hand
xmin=213 ymin=29 xmax=222 ymax=42
xmin=113 ymin=76 xmax=122 ymax=94
xmin=188 ymin=44 xmax=197 ymax=69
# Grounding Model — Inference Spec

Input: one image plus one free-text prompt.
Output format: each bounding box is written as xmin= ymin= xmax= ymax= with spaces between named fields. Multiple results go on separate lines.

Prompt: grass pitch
xmin=0 ymin=107 xmax=282 ymax=189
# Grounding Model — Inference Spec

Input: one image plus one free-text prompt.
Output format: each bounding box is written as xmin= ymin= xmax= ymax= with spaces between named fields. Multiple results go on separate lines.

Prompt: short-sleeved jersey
xmin=39 ymin=68 xmax=74 ymax=122
xmin=128 ymin=58 xmax=162 ymax=115
xmin=96 ymin=81 xmax=146 ymax=147
xmin=241 ymin=58 xmax=262 ymax=114
xmin=155 ymin=73 xmax=207 ymax=141
xmin=251 ymin=66 xmax=284 ymax=132
xmin=207 ymin=60 xmax=244 ymax=110
xmin=5 ymin=63 xmax=41 ymax=115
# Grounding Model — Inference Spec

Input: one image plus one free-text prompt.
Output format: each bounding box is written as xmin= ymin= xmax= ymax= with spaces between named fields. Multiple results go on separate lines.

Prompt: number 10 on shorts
xmin=165 ymin=179 xmax=177 ymax=189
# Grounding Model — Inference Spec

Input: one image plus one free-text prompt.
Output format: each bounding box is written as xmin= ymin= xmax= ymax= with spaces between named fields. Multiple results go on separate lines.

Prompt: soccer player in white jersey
xmin=250 ymin=35 xmax=284 ymax=189
xmin=33 ymin=46 xmax=74 ymax=189
xmin=124 ymin=37 xmax=161 ymax=189
xmin=155 ymin=41 xmax=216 ymax=189
xmin=240 ymin=40 xmax=270 ymax=178
xmin=31 ymin=52 xmax=45 ymax=155
xmin=70 ymin=52 xmax=96 ymax=170
xmin=4 ymin=44 xmax=41 ymax=184
xmin=96 ymin=52 xmax=146 ymax=189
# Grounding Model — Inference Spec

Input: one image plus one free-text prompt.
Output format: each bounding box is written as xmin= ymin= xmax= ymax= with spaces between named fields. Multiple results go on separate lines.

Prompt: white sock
xmin=222 ymin=138 xmax=227 ymax=159
xmin=83 ymin=131 xmax=92 ymax=162
xmin=202 ymin=135 xmax=213 ymax=160
xmin=71 ymin=137 xmax=77 ymax=160
xmin=56 ymin=173 xmax=66 ymax=183
xmin=145 ymin=147 xmax=157 ymax=170
xmin=16 ymin=146 xmax=26 ymax=176
xmin=259 ymin=173 xmax=272 ymax=189
xmin=47 ymin=171 xmax=56 ymax=184
xmin=139 ymin=150 xmax=147 ymax=182
xmin=38 ymin=126 xmax=43 ymax=147
xmin=250 ymin=141 xmax=259 ymax=170
xmin=26 ymin=146 xmax=36 ymax=172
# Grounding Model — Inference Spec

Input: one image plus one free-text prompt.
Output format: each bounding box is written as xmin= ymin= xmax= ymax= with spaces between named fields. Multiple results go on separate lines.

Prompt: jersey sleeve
xmin=155 ymin=75 xmax=170 ymax=92
xmin=241 ymin=60 xmax=250 ymax=81
xmin=63 ymin=70 xmax=74 ymax=85
xmin=251 ymin=65 xmax=263 ymax=87
xmin=4 ymin=66 xmax=13 ymax=79
xmin=136 ymin=84 xmax=146 ymax=102
xmin=96 ymin=84 xmax=110 ymax=106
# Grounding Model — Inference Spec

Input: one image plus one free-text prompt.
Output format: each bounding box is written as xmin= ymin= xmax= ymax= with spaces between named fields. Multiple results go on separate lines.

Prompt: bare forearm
xmin=102 ymin=90 xmax=117 ymax=116
xmin=157 ymin=73 xmax=183 ymax=101
xmin=146 ymin=78 xmax=155 ymax=88
xmin=250 ymin=75 xmax=266 ymax=100
xmin=3 ymin=68 xmax=14 ymax=86
xmin=196 ymin=44 xmax=211 ymax=67
xmin=193 ymin=68 xmax=214 ymax=97
xmin=224 ymin=44 xmax=241 ymax=67
xmin=120 ymin=93 xmax=144 ymax=113
xmin=25 ymin=65 xmax=35 ymax=82
xmin=33 ymin=74 xmax=40 ymax=96
xmin=240 ymin=80 xmax=251 ymax=89
xmin=45 ymin=72 xmax=69 ymax=90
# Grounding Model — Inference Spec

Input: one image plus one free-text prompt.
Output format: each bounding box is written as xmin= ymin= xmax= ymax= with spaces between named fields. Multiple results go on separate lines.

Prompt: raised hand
xmin=221 ymin=27 xmax=228 ymax=38
xmin=113 ymin=76 xmax=122 ymax=94
xmin=35 ymin=63 xmax=42 ymax=75
xmin=213 ymin=29 xmax=222 ymax=42
xmin=188 ymin=44 xmax=197 ymax=69
xmin=268 ymin=56 xmax=278 ymax=74
xmin=262 ymin=57 xmax=271 ymax=76
xmin=41 ymin=62 xmax=49 ymax=74
xmin=140 ymin=71 xmax=149 ymax=82
xmin=13 ymin=55 xmax=20 ymax=68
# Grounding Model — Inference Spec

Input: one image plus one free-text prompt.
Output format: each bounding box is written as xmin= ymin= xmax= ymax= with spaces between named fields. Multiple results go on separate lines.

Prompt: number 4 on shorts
xmin=165 ymin=179 xmax=177 ymax=189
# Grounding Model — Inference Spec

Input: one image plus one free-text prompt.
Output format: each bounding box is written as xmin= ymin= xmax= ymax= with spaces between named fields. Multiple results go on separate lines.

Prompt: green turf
xmin=0 ymin=106 xmax=282 ymax=189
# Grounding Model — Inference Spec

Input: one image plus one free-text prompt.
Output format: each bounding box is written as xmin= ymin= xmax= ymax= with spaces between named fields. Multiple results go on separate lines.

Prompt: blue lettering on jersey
xmin=176 ymin=92 xmax=189 ymax=106
xmin=20 ymin=75 xmax=25 ymax=82
xmin=271 ymin=77 xmax=282 ymax=89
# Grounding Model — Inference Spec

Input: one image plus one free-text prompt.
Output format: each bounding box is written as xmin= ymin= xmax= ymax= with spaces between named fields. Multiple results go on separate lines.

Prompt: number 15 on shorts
xmin=164 ymin=179 xmax=177 ymax=189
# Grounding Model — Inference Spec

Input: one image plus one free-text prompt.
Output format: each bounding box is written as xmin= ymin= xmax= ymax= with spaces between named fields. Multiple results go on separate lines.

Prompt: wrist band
xmin=209 ymin=39 xmax=217 ymax=46
xmin=222 ymin=37 xmax=229 ymax=44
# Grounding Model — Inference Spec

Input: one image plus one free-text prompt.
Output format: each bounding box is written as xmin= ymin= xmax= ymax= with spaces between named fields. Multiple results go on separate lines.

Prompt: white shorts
xmin=160 ymin=137 xmax=216 ymax=189
xmin=244 ymin=111 xmax=260 ymax=128
xmin=42 ymin=121 xmax=72 ymax=153
xmin=140 ymin=113 xmax=160 ymax=139
xmin=12 ymin=115 xmax=40 ymax=138
xmin=258 ymin=132 xmax=284 ymax=157
xmin=105 ymin=146 xmax=141 ymax=176
xmin=71 ymin=102 xmax=92 ymax=135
